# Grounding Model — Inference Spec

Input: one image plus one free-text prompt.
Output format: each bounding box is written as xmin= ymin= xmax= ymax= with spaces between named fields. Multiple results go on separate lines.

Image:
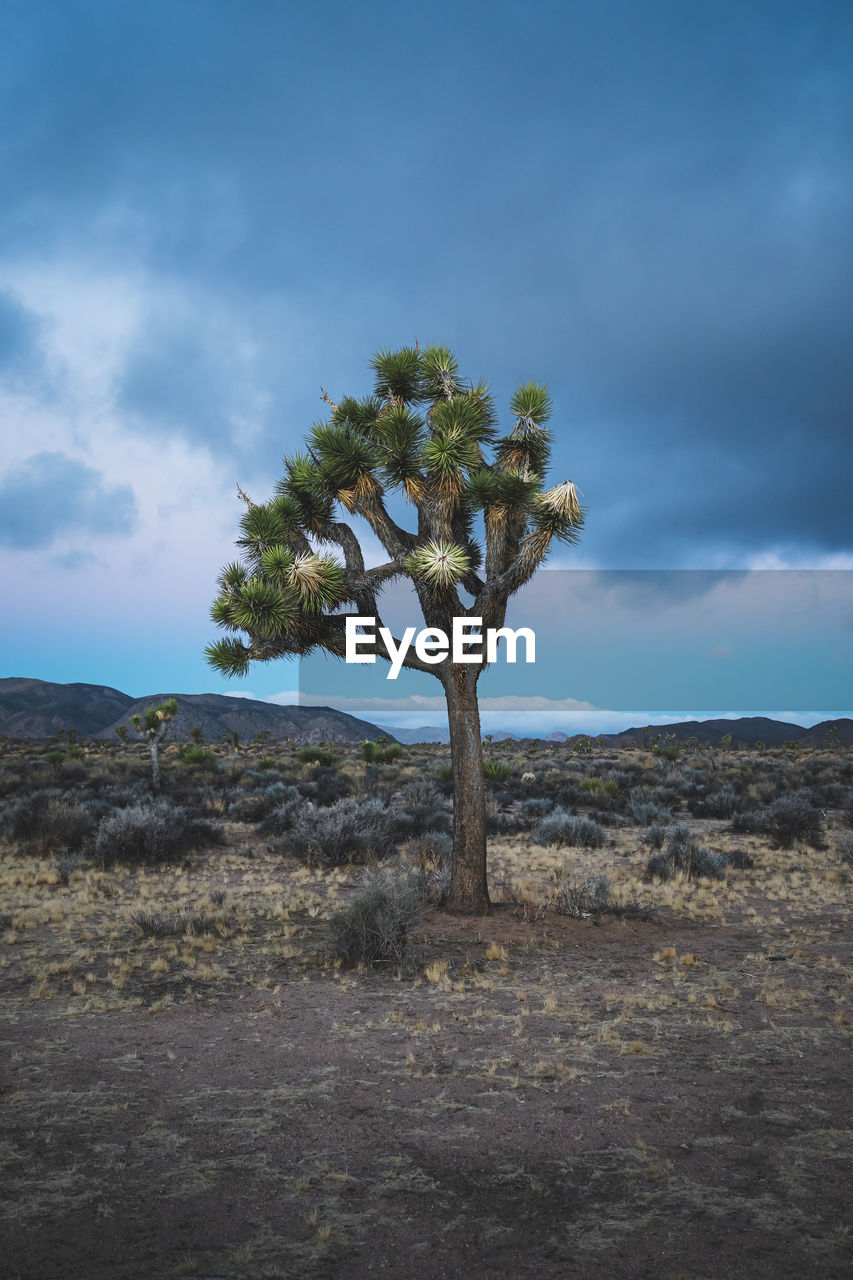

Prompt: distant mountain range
xmin=0 ymin=679 xmax=395 ymax=745
xmin=1 ymin=679 xmax=849 ymax=748
xmin=384 ymin=716 xmax=853 ymax=747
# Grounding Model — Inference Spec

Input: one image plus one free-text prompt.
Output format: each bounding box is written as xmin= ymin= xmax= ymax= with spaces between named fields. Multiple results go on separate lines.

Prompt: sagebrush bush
xmin=227 ymin=781 xmax=296 ymax=823
xmin=406 ymin=830 xmax=452 ymax=904
xmin=629 ymin=789 xmax=673 ymax=825
xmin=645 ymin=824 xmax=727 ymax=881
xmin=724 ymin=847 xmax=755 ymax=870
xmin=763 ymin=790 xmax=824 ymax=848
xmin=534 ymin=809 xmax=605 ymax=848
xmin=485 ymin=794 xmax=520 ymax=835
xmin=297 ymin=766 xmax=352 ymax=806
xmin=553 ymin=874 xmax=612 ymax=917
xmin=257 ymin=787 xmax=303 ymax=836
xmin=396 ymin=780 xmax=451 ymax=835
xmin=642 ymin=820 xmax=674 ymax=850
xmin=0 ymin=789 xmax=94 ymax=855
xmin=521 ymin=797 xmax=553 ymax=820
xmin=329 ymin=866 xmax=424 ymax=967
xmin=552 ymin=873 xmax=647 ymax=920
xmin=842 ymin=790 xmax=853 ymax=830
xmin=90 ymin=798 xmax=221 ymax=866
xmin=729 ymin=810 xmax=767 ymax=836
xmin=688 ymin=784 xmax=742 ymax=819
xmin=837 ymin=831 xmax=853 ymax=867
xmin=284 ymin=798 xmax=401 ymax=866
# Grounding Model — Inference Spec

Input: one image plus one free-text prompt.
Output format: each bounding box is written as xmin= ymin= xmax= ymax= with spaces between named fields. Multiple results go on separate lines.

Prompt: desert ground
xmin=1 ymin=733 xmax=851 ymax=1279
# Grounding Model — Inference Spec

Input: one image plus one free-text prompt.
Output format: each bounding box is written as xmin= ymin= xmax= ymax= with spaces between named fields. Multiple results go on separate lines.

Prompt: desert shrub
xmin=406 ymin=830 xmax=452 ymax=904
xmin=257 ymin=787 xmax=303 ymax=836
xmin=90 ymin=798 xmax=221 ymax=866
xmin=435 ymin=763 xmax=454 ymax=783
xmin=329 ymin=866 xmax=425 ymax=968
xmin=131 ymin=907 xmax=224 ymax=937
xmin=361 ymin=740 xmax=402 ymax=764
xmin=840 ymin=790 xmax=853 ymax=829
xmin=176 ymin=744 xmax=218 ymax=768
xmin=297 ymin=766 xmax=352 ymax=806
xmin=284 ymin=798 xmax=400 ymax=866
xmin=80 ymin=797 xmax=121 ymax=823
xmin=255 ymin=756 xmax=277 ymax=770
xmin=534 ymin=809 xmax=605 ymax=848
xmin=645 ymin=825 xmax=727 ymax=881
xmin=0 ymin=790 xmax=95 ymax=856
xmin=227 ymin=781 xmax=295 ymax=823
xmin=130 ymin=910 xmax=176 ymax=937
xmin=553 ymin=874 xmax=612 ymax=917
xmin=579 ymin=776 xmax=603 ymax=797
xmin=484 ymin=759 xmax=513 ymax=783
xmin=724 ymin=847 xmax=755 ymax=870
xmin=764 ymin=790 xmax=824 ymax=849
xmin=688 ymin=784 xmax=742 ymax=819
xmin=298 ymin=746 xmax=339 ymax=767
xmin=552 ymin=873 xmax=647 ymax=920
xmin=522 ymin=797 xmax=554 ymax=820
xmin=837 ymin=831 xmax=853 ymax=867
xmin=629 ymin=789 xmax=674 ymax=825
xmin=485 ymin=794 xmax=519 ymax=835
xmin=396 ymin=779 xmax=451 ymax=835
xmin=555 ymin=781 xmax=583 ymax=809
xmin=53 ymin=850 xmax=85 ymax=884
xmin=729 ymin=809 xmax=767 ymax=836
xmin=642 ymin=820 xmax=674 ymax=850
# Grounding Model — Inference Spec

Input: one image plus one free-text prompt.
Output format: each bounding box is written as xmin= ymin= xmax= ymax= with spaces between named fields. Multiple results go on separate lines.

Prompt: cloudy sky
xmin=1 ymin=1 xmax=851 ymax=731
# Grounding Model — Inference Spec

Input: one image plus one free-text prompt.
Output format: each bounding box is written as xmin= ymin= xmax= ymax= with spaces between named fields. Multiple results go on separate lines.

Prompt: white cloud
xmin=0 ymin=262 xmax=278 ymax=623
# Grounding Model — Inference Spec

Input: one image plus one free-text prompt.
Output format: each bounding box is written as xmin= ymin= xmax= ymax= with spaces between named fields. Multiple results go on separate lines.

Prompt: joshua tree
xmin=129 ymin=698 xmax=178 ymax=795
xmin=207 ymin=343 xmax=583 ymax=913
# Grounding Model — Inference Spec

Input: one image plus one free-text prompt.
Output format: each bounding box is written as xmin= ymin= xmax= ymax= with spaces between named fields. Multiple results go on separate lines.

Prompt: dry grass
xmin=0 ymin=737 xmax=851 ymax=1278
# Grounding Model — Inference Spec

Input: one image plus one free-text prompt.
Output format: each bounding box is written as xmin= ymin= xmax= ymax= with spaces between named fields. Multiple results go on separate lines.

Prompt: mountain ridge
xmin=0 ymin=679 xmax=396 ymax=745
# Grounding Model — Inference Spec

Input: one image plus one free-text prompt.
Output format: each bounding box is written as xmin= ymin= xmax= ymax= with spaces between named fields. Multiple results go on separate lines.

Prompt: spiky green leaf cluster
xmin=407 ymin=539 xmax=470 ymax=589
xmin=209 ymin=342 xmax=583 ymax=676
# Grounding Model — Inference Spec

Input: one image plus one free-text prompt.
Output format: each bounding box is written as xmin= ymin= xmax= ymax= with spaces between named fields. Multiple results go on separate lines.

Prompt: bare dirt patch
xmin=1 ymin=743 xmax=851 ymax=1278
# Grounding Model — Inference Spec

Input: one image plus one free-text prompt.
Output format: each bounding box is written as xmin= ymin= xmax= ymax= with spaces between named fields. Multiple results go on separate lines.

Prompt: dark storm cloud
xmin=1 ymin=0 xmax=851 ymax=563
xmin=0 ymin=452 xmax=137 ymax=549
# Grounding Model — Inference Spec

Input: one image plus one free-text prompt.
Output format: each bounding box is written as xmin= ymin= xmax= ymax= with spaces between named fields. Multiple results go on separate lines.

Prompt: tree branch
xmin=356 ymin=494 xmax=417 ymax=559
xmin=475 ymin=527 xmax=551 ymax=626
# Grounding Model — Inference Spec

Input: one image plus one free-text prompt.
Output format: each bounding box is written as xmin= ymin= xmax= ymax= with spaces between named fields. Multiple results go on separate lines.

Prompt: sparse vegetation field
xmin=1 ymin=734 xmax=851 ymax=1279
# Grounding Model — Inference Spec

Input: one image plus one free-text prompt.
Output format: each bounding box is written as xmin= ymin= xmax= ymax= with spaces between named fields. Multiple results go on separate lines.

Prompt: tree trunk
xmin=149 ymin=738 xmax=161 ymax=796
xmin=445 ymin=668 xmax=490 ymax=914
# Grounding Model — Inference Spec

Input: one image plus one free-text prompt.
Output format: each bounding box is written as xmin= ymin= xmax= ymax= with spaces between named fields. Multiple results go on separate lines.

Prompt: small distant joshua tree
xmin=129 ymin=698 xmax=178 ymax=795
xmin=207 ymin=343 xmax=584 ymax=913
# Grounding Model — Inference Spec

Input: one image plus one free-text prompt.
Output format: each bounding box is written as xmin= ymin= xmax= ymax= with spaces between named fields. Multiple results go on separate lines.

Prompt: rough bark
xmin=148 ymin=738 xmax=161 ymax=796
xmin=445 ymin=668 xmax=490 ymax=914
